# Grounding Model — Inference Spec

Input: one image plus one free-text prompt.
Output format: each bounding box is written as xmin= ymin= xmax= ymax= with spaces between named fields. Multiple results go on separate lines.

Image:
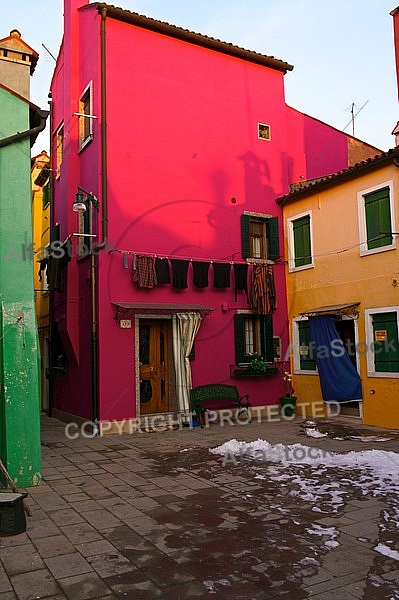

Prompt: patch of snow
xmin=305 ymin=428 xmax=328 ymax=438
xmin=374 ymin=544 xmax=399 ymax=561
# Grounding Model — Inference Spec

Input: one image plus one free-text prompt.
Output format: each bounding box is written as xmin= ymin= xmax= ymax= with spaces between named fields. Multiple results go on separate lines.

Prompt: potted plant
xmin=249 ymin=357 xmax=270 ymax=376
xmin=279 ymin=371 xmax=297 ymax=417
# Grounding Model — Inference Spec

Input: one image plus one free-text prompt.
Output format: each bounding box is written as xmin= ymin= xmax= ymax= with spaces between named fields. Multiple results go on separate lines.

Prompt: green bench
xmin=189 ymin=384 xmax=251 ymax=428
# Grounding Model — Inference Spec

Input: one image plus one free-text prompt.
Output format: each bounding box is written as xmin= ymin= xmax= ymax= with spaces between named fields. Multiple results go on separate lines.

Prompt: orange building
xmin=279 ymin=148 xmax=399 ymax=430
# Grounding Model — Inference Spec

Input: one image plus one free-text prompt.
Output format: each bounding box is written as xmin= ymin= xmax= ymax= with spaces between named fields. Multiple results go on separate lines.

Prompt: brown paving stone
xmin=47 ymin=508 xmax=85 ymax=527
xmin=76 ymin=538 xmax=118 ymax=558
xmin=26 ymin=517 xmax=61 ymax=540
xmin=81 ymin=509 xmax=122 ymax=531
xmin=104 ymin=571 xmax=165 ymax=600
xmin=0 ymin=543 xmax=44 ymax=575
xmin=0 ymin=533 xmax=29 ymax=548
xmin=44 ymin=552 xmax=93 ymax=579
xmin=86 ymin=552 xmax=135 ymax=578
xmin=60 ymin=522 xmax=103 ymax=545
xmin=61 ymin=492 xmax=91 ymax=503
xmin=10 ymin=569 xmax=61 ymax=600
xmin=0 ymin=561 xmax=12 ymax=593
xmin=0 ymin=592 xmax=17 ymax=600
xmin=58 ymin=571 xmax=112 ymax=600
xmin=28 ymin=491 xmax=68 ymax=512
xmin=32 ymin=534 xmax=75 ymax=558
xmin=139 ymin=552 xmax=195 ymax=586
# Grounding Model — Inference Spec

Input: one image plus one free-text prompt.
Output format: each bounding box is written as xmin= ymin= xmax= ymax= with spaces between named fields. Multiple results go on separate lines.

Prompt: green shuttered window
xmin=293 ymin=215 xmax=311 ymax=267
xmin=234 ymin=314 xmax=274 ymax=363
xmin=241 ymin=214 xmax=279 ymax=260
xmin=364 ymin=187 xmax=392 ymax=250
xmin=372 ymin=312 xmax=399 ymax=372
xmin=298 ymin=320 xmax=317 ymax=371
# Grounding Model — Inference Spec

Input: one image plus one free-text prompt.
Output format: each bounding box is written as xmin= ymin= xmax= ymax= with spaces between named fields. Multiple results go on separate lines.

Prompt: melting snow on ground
xmin=210 ymin=438 xmax=399 ymax=511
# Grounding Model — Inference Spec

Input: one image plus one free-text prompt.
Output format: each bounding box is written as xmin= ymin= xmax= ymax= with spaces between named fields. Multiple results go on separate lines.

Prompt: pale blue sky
xmin=2 ymin=0 xmax=398 ymax=153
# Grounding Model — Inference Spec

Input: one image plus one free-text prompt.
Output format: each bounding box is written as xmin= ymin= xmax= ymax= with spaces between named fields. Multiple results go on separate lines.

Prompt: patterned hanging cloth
xmin=252 ymin=264 xmax=269 ymax=314
xmin=133 ymin=255 xmax=157 ymax=288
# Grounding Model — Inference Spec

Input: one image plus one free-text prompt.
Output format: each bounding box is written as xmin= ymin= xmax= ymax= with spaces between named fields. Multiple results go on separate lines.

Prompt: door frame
xmin=135 ymin=314 xmax=172 ymax=418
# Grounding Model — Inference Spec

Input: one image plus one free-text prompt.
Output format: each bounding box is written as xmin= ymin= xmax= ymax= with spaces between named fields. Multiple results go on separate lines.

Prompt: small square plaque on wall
xmin=120 ymin=320 xmax=132 ymax=329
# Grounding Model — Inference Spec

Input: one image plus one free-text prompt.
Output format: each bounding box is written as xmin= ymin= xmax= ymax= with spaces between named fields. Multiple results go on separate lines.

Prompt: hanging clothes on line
xmin=213 ymin=262 xmax=231 ymax=288
xmin=233 ymin=263 xmax=249 ymax=302
xmin=123 ymin=252 xmax=129 ymax=270
xmin=252 ymin=264 xmax=268 ymax=314
xmin=155 ymin=257 xmax=171 ymax=283
xmin=171 ymin=259 xmax=189 ymax=289
xmin=266 ymin=264 xmax=277 ymax=311
xmin=192 ymin=261 xmax=210 ymax=288
xmin=133 ymin=255 xmax=157 ymax=288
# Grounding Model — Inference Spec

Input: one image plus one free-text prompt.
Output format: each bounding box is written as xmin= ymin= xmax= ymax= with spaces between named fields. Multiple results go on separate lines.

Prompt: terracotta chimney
xmin=0 ymin=29 xmax=39 ymax=99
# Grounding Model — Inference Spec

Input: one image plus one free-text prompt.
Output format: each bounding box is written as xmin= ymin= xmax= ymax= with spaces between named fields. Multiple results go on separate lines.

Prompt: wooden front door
xmin=139 ymin=319 xmax=169 ymax=414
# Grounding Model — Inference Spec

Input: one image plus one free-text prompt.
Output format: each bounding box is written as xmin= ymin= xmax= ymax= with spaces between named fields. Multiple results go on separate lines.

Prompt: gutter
xmin=0 ymin=110 xmax=49 ymax=148
xmin=89 ymin=6 xmax=109 ymax=431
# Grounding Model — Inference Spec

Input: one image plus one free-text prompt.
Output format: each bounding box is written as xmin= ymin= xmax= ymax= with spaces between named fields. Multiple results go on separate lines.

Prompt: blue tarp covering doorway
xmin=309 ymin=315 xmax=362 ymax=402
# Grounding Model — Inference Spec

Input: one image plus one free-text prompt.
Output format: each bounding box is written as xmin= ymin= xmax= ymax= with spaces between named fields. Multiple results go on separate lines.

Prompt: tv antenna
xmin=41 ymin=43 xmax=57 ymax=62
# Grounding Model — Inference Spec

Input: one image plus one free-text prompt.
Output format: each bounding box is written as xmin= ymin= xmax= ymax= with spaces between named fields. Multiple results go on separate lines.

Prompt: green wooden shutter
xmin=234 ymin=314 xmax=246 ymax=363
xmin=372 ymin=312 xmax=399 ymax=372
xmin=241 ymin=214 xmax=251 ymax=259
xmin=298 ymin=320 xmax=317 ymax=370
xmin=365 ymin=187 xmax=392 ymax=250
xmin=42 ymin=184 xmax=50 ymax=208
xmin=266 ymin=217 xmax=280 ymax=260
xmin=260 ymin=314 xmax=274 ymax=363
xmin=293 ymin=215 xmax=311 ymax=267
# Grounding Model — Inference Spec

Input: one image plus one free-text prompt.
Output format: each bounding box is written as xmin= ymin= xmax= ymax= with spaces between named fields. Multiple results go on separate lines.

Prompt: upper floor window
xmin=287 ymin=211 xmax=313 ymax=272
xmin=258 ymin=123 xmax=271 ymax=141
xmin=358 ymin=182 xmax=395 ymax=256
xmin=79 ymin=82 xmax=94 ymax=150
xmin=241 ymin=213 xmax=279 ymax=261
xmin=54 ymin=123 xmax=64 ymax=179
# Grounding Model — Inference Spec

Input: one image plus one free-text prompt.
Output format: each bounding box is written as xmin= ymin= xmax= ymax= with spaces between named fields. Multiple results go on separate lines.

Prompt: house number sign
xmin=120 ymin=320 xmax=132 ymax=329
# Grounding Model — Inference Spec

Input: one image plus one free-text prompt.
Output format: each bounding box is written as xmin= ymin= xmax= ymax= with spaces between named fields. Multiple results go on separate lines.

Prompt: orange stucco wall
xmin=283 ymin=161 xmax=399 ymax=430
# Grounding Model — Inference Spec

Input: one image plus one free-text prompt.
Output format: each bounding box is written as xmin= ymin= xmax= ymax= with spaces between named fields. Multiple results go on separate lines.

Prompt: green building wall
xmin=0 ymin=87 xmax=42 ymax=487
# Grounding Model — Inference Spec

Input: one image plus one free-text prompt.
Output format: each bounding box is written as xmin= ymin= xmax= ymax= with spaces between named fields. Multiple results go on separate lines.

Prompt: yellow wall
xmin=31 ymin=151 xmax=50 ymax=410
xmin=283 ymin=161 xmax=399 ymax=429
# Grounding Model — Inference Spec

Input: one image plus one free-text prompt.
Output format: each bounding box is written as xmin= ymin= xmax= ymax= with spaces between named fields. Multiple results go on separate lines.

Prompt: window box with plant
xmin=230 ymin=357 xmax=278 ymax=377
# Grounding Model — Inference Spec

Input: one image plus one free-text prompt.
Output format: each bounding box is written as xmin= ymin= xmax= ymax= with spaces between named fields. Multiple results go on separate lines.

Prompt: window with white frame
xmin=365 ymin=307 xmax=399 ymax=377
xmin=287 ymin=211 xmax=313 ymax=272
xmin=292 ymin=317 xmax=317 ymax=373
xmin=358 ymin=182 xmax=395 ymax=256
xmin=78 ymin=82 xmax=94 ymax=150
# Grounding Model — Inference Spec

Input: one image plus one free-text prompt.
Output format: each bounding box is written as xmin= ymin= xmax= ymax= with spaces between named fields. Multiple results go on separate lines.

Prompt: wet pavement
xmin=1 ymin=414 xmax=399 ymax=599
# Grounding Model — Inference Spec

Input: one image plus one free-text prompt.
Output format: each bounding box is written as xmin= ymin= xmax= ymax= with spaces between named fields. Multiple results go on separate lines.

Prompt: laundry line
xmin=112 ymin=248 xmax=245 ymax=265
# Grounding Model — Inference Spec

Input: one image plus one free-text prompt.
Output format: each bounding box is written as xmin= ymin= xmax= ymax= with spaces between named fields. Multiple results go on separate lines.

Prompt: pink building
xmin=49 ymin=0 xmax=378 ymax=432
